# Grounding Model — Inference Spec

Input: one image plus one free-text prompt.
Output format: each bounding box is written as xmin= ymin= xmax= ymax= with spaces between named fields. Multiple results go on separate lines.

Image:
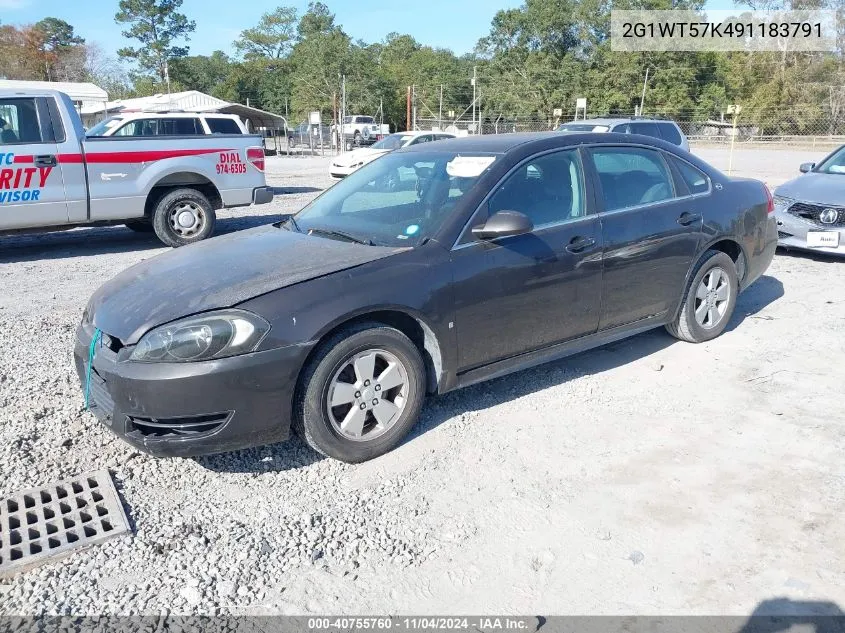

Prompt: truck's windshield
xmin=86 ymin=117 xmax=123 ymax=136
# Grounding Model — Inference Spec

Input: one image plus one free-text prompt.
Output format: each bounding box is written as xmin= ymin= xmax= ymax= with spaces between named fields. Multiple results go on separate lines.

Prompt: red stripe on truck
xmin=63 ymin=148 xmax=233 ymax=164
xmin=11 ymin=148 xmax=232 ymax=165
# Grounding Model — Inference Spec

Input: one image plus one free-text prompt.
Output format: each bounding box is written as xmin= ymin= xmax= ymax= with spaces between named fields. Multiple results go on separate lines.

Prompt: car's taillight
xmin=764 ymin=183 xmax=774 ymax=213
xmin=247 ymin=147 xmax=265 ymax=172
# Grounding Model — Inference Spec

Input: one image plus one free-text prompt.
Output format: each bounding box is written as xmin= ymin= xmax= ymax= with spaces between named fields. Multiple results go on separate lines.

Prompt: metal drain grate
xmin=0 ymin=469 xmax=130 ymax=578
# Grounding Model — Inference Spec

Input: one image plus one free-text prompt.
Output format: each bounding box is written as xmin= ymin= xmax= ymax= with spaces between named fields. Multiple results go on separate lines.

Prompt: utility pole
xmin=341 ymin=74 xmax=347 ymax=153
xmin=639 ymin=66 xmax=650 ymax=116
xmin=406 ymin=85 xmax=411 ymax=131
xmin=412 ymin=85 xmax=417 ymax=131
xmin=164 ymin=60 xmax=171 ymax=96
xmin=439 ymin=84 xmax=443 ymax=131
xmin=472 ymin=66 xmax=477 ymax=134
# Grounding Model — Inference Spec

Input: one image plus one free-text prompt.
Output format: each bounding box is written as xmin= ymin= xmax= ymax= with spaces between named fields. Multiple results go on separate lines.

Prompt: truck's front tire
xmin=151 ymin=188 xmax=216 ymax=247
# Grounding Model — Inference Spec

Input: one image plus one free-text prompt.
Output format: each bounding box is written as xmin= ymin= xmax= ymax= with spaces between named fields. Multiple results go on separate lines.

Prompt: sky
xmin=1 ymin=0 xmax=741 ymax=65
xmin=0 ymin=0 xmax=528 ymax=58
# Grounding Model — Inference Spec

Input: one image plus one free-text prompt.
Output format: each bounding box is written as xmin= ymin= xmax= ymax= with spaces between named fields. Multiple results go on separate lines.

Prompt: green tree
xmin=234 ymin=6 xmax=298 ymax=59
xmin=33 ymin=18 xmax=86 ymax=81
xmin=115 ymin=0 xmax=196 ymax=81
xmin=169 ymin=51 xmax=234 ymax=95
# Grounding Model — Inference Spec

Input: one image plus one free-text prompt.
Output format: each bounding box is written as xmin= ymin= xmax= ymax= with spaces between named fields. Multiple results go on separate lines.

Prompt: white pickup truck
xmin=336 ymin=115 xmax=390 ymax=150
xmin=0 ymin=89 xmax=273 ymax=246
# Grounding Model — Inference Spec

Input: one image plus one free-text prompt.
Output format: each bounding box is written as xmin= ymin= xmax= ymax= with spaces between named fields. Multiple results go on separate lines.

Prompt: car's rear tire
xmin=666 ymin=250 xmax=738 ymax=343
xmin=293 ymin=322 xmax=426 ymax=463
xmin=151 ymin=188 xmax=216 ymax=247
xmin=124 ymin=220 xmax=154 ymax=233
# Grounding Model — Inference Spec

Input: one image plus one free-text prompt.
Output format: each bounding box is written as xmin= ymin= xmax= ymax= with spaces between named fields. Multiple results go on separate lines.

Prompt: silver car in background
xmin=557 ymin=117 xmax=690 ymax=152
xmin=774 ymin=146 xmax=845 ymax=256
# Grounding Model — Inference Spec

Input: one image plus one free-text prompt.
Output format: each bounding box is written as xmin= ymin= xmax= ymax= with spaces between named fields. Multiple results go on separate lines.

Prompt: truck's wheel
xmin=151 ymin=188 xmax=216 ymax=247
xmin=124 ymin=220 xmax=154 ymax=233
xmin=353 ymin=131 xmax=362 ymax=147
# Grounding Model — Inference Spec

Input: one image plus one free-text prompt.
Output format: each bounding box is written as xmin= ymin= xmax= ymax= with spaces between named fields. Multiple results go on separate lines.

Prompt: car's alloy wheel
xmin=326 ymin=349 xmax=409 ymax=442
xmin=666 ymin=249 xmax=738 ymax=343
xmin=693 ymin=267 xmax=730 ymax=329
xmin=294 ymin=322 xmax=426 ymax=462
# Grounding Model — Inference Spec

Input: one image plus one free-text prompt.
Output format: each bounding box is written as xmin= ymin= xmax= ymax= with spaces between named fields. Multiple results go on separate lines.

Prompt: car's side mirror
xmin=799 ymin=162 xmax=815 ymax=173
xmin=472 ymin=210 xmax=533 ymax=240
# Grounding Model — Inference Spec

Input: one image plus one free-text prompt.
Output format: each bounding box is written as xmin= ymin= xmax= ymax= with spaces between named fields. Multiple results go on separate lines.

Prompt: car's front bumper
xmin=329 ymin=163 xmax=358 ymax=179
xmin=73 ymin=324 xmax=314 ymax=457
xmin=775 ymin=208 xmax=845 ymax=257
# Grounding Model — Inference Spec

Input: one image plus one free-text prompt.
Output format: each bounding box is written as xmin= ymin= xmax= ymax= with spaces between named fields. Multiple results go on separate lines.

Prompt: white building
xmin=0 ymin=79 xmax=108 ymax=115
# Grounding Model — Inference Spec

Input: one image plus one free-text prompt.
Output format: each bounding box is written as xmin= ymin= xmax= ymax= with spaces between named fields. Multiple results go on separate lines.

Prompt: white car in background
xmin=86 ymin=111 xmax=248 ymax=137
xmin=329 ymin=130 xmax=456 ymax=179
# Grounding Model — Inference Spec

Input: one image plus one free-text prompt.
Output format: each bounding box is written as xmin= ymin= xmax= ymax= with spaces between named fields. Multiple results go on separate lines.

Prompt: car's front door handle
xmin=677 ymin=212 xmax=702 ymax=226
xmin=566 ymin=236 xmax=596 ymax=254
xmin=34 ymin=154 xmax=57 ymax=167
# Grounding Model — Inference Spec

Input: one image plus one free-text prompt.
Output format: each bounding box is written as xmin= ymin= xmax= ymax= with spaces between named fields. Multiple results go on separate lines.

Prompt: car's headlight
xmin=773 ymin=195 xmax=794 ymax=211
xmin=129 ymin=310 xmax=269 ymax=363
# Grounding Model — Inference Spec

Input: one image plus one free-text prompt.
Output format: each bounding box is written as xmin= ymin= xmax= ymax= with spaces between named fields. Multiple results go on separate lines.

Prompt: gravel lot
xmin=1 ymin=147 xmax=844 ymax=616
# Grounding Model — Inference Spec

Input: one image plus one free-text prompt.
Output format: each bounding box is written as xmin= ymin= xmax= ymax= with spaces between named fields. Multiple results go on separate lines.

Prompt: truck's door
xmin=0 ymin=95 xmax=69 ymax=229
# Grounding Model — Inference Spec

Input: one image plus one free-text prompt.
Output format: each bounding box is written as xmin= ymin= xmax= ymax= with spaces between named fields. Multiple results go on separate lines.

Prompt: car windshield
xmin=371 ymin=134 xmax=414 ymax=150
xmin=86 ymin=117 xmax=123 ymax=136
xmin=816 ymin=146 xmax=845 ymax=174
xmin=291 ymin=151 xmax=498 ymax=247
xmin=557 ymin=123 xmax=610 ymax=132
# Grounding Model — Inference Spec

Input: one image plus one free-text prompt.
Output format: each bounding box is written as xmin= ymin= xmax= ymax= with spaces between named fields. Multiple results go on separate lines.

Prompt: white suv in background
xmin=86 ymin=112 xmax=248 ymax=137
xmin=557 ymin=117 xmax=690 ymax=152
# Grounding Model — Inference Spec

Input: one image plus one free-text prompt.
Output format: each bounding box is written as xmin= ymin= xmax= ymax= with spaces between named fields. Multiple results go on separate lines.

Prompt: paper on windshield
xmin=447 ymin=156 xmax=496 ymax=178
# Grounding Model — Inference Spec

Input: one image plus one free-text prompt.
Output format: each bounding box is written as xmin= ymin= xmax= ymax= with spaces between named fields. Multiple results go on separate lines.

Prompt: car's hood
xmin=88 ymin=225 xmax=403 ymax=344
xmin=775 ymin=172 xmax=845 ymax=205
xmin=333 ymin=148 xmax=388 ymax=167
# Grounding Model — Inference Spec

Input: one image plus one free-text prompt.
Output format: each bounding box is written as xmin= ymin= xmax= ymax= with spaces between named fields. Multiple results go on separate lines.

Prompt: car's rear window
xmin=657 ymin=122 xmax=683 ymax=145
xmin=206 ymin=118 xmax=242 ymax=134
xmin=159 ymin=118 xmax=203 ymax=135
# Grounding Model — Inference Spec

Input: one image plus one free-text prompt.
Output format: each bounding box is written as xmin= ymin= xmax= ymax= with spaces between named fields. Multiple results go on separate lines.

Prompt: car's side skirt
xmin=450 ymin=314 xmax=668 ymax=392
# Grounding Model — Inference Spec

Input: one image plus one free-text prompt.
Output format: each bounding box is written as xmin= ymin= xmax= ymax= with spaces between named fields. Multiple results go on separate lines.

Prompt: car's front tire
xmin=666 ymin=250 xmax=738 ymax=343
xmin=151 ymin=188 xmax=216 ymax=247
xmin=294 ymin=322 xmax=426 ymax=463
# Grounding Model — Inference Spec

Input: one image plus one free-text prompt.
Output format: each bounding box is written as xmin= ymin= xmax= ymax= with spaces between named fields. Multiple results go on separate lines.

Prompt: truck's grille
xmin=788 ymin=202 xmax=845 ymax=227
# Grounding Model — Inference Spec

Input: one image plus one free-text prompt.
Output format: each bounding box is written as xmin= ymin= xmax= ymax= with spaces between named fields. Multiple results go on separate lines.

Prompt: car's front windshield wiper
xmin=307 ymin=227 xmax=375 ymax=246
xmin=273 ymin=214 xmax=302 ymax=232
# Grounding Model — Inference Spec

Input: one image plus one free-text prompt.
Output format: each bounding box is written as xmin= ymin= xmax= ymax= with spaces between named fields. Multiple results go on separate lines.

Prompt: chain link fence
xmin=413 ymin=109 xmax=845 ymax=151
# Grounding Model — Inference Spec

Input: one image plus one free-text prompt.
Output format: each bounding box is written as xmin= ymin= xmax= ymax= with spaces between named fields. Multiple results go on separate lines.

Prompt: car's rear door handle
xmin=566 ymin=236 xmax=596 ymax=254
xmin=34 ymin=154 xmax=57 ymax=167
xmin=677 ymin=212 xmax=702 ymax=226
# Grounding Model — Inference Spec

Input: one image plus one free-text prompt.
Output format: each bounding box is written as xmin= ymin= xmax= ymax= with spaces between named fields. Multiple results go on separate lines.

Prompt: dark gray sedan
xmin=774 ymin=145 xmax=845 ymax=256
xmin=75 ymin=132 xmax=776 ymax=463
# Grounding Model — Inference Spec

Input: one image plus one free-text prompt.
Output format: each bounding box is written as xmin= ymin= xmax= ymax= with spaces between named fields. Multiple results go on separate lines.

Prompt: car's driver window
xmin=487 ymin=150 xmax=585 ymax=229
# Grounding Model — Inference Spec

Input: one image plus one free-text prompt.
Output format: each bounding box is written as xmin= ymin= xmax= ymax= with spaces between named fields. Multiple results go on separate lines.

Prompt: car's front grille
xmin=125 ymin=413 xmax=231 ymax=440
xmin=788 ymin=202 xmax=845 ymax=227
xmin=87 ymin=369 xmax=114 ymax=421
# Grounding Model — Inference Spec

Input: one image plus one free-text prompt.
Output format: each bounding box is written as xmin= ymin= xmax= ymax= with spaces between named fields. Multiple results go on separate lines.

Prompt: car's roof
xmin=114 ymin=112 xmax=237 ymax=118
xmin=398 ymin=131 xmax=684 ymax=155
xmin=392 ymin=130 xmax=453 ymax=138
xmin=560 ymin=117 xmax=678 ymax=126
